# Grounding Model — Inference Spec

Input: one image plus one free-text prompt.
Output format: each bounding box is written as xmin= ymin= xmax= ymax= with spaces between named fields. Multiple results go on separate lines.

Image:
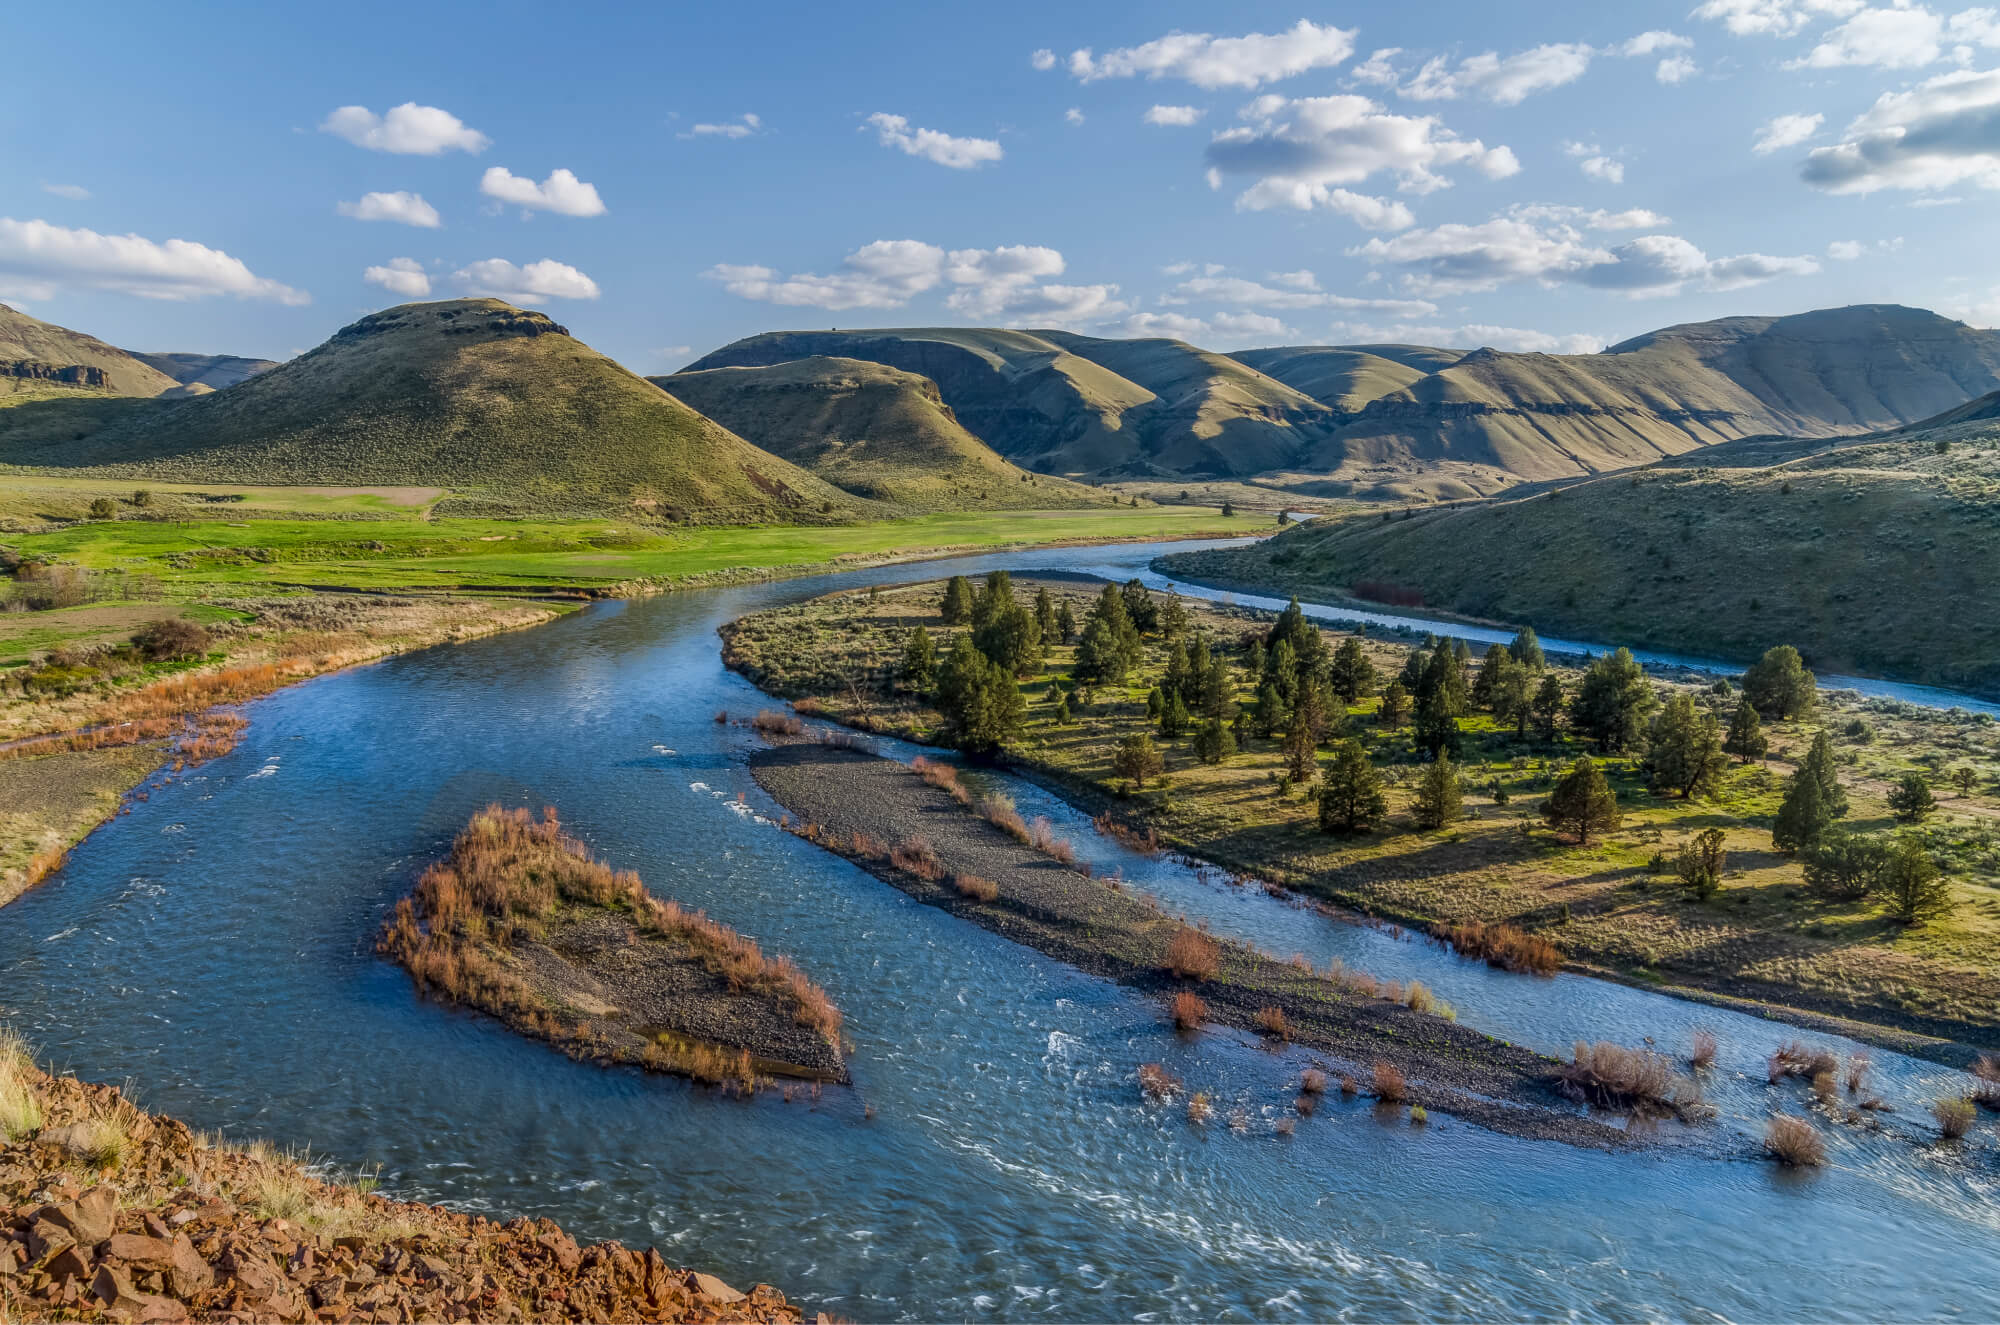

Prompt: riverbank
xmin=721 ymin=577 xmax=2000 ymax=1058
xmin=0 ymin=1047 xmax=805 ymax=1323
xmin=752 ymin=741 xmax=1677 ymax=1151
xmin=379 ymin=805 xmax=845 ymax=1088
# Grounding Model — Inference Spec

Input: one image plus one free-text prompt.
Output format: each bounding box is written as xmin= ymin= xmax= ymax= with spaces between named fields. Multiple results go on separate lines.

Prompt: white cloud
xmin=1352 ymin=48 xmax=1403 ymax=85
xmin=1402 ymin=44 xmax=1596 ymax=105
xmin=363 ymin=257 xmax=431 ymax=297
xmin=452 ymin=258 xmax=600 ymax=302
xmin=953 ymin=281 xmax=1127 ymax=327
xmin=1508 ymin=202 xmax=1672 ymax=228
xmin=1268 ymin=268 xmax=1319 ymax=290
xmin=478 ymin=167 xmax=607 ymax=218
xmin=1144 ymin=104 xmax=1205 ymax=126
xmin=1065 ymin=19 xmax=1356 ymax=89
xmin=705 ymin=238 xmax=1122 ymax=326
xmin=1327 ymin=318 xmax=1605 ymax=355
xmin=1350 ymin=213 xmax=1818 ymax=297
xmin=336 ymin=191 xmax=441 ymax=228
xmin=1621 ymin=30 xmax=1695 ymax=55
xmin=1754 ymin=111 xmax=1825 ymax=153
xmin=1031 ymin=48 xmax=1057 ymax=71
xmin=1580 ymin=155 xmax=1625 ymax=183
xmin=320 ymin=103 xmax=488 ymax=155
xmin=1802 ymin=67 xmax=2000 ymax=191
xmin=706 ymin=240 xmax=946 ymax=310
xmin=1656 ymin=55 xmax=1701 ymax=82
xmin=1066 ymin=107 xmax=1086 ymax=125
xmin=1693 ymin=0 xmax=1865 ymax=37
xmin=1108 ymin=310 xmax=1294 ymax=344
xmin=679 ymin=114 xmax=762 ymax=140
xmin=864 ymin=113 xmax=1002 ymax=169
xmin=1163 ymin=272 xmax=1435 ymax=316
xmin=0 ymin=217 xmax=307 ymax=304
xmin=1789 ymin=5 xmax=1947 ymax=69
xmin=1827 ymin=239 xmax=1865 ymax=259
xmin=1207 ymin=94 xmax=1518 ymax=220
xmin=40 ymin=183 xmax=89 ymax=201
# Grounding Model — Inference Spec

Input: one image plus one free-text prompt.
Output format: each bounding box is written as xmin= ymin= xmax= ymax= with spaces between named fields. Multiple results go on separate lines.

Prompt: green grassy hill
xmin=1163 ymin=402 xmax=2000 ymax=694
xmin=652 ymin=356 xmax=1117 ymax=511
xmin=0 ymin=303 xmax=181 ymax=399
xmin=0 ymin=300 xmax=875 ymax=523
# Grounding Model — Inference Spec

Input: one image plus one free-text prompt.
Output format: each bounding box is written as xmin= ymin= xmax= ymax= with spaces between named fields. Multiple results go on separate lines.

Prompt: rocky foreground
xmin=0 ymin=1063 xmax=809 ymax=1323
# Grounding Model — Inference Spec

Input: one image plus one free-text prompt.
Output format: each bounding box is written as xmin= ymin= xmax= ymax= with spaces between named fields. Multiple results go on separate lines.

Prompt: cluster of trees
xmin=1147 ymin=630 xmax=1236 ymax=763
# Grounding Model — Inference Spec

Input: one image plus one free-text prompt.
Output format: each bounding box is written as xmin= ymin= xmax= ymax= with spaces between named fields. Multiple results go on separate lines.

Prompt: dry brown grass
xmin=1690 ymin=1029 xmax=1717 ymax=1070
xmin=889 ymin=837 xmax=945 ymax=882
xmin=911 ymin=755 xmax=971 ymax=805
xmin=1560 ymin=1041 xmax=1688 ymax=1113
xmin=1972 ymin=1054 xmax=2000 ymax=1111
xmin=1293 ymin=1092 xmax=1318 ymax=1117
xmin=1371 ymin=1060 xmax=1407 ymax=1103
xmin=1092 ymin=812 xmax=1160 ymax=855
xmin=1769 ymin=1041 xmax=1840 ymax=1085
xmin=1764 ymin=1114 xmax=1827 ymax=1167
xmin=1137 ymin=1062 xmax=1180 ymax=1100
xmin=1170 ymin=990 xmax=1208 ymax=1032
xmin=1436 ymin=921 xmax=1561 ymax=976
xmin=1163 ymin=927 xmax=1221 ymax=981
xmin=750 ymin=708 xmax=803 ymax=737
xmin=1300 ymin=1068 xmax=1327 ymax=1095
xmin=1186 ymin=1091 xmax=1213 ymax=1124
xmin=953 ymin=872 xmax=999 ymax=902
xmin=975 ymin=794 xmax=1030 ymax=843
xmin=1027 ymin=816 xmax=1076 ymax=866
xmin=1934 ymin=1096 xmax=1976 ymax=1139
xmin=1253 ymin=1005 xmax=1290 ymax=1041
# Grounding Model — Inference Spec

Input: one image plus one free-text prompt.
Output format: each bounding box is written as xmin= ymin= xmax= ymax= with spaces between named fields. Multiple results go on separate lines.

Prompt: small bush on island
xmin=1138 ymin=1062 xmax=1180 ymax=1100
xmin=1371 ymin=1060 xmax=1407 ymax=1103
xmin=1437 ymin=920 xmax=1561 ymax=976
xmin=1764 ymin=1115 xmax=1827 ymax=1167
xmin=132 ymin=615 xmax=211 ymax=661
xmin=1253 ymin=1005 xmax=1290 ymax=1041
xmin=1171 ymin=990 xmax=1209 ymax=1032
xmin=953 ymin=873 xmax=999 ymax=902
xmin=1163 ymin=928 xmax=1221 ymax=981
xmin=1934 ymin=1096 xmax=1975 ymax=1140
xmin=1690 ymin=1030 xmax=1717 ymax=1070
xmin=1559 ymin=1041 xmax=1693 ymax=1115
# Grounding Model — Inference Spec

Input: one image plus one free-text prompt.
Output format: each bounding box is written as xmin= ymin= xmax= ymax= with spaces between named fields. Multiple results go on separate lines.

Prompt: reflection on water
xmin=2 ymin=540 xmax=1994 ymax=1322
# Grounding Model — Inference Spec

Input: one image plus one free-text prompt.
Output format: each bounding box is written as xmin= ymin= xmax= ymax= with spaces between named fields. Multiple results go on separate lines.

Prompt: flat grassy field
xmin=0 ymin=474 xmax=443 ymax=526
xmin=722 ymin=577 xmax=2000 ymax=1049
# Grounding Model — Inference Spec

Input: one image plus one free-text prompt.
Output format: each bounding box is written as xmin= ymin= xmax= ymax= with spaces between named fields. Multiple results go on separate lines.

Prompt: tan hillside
xmin=0 ymin=299 xmax=874 ymax=523
xmin=652 ymin=356 xmax=1117 ymax=511
xmin=0 ymin=302 xmax=180 ymax=399
xmin=1226 ymin=345 xmax=1445 ymax=413
xmin=127 ymin=350 xmax=279 ymax=395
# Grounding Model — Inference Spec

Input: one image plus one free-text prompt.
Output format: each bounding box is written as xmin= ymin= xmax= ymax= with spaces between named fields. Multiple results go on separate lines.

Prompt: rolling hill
xmin=651 ymin=356 xmax=1117 ymax=511
xmin=127 ymin=351 xmax=279 ymax=395
xmin=0 ymin=299 xmax=874 ymax=523
xmin=0 ymin=302 xmax=181 ymax=399
xmin=1227 ymin=345 xmax=1461 ymax=412
xmin=1161 ymin=396 xmax=2000 ymax=695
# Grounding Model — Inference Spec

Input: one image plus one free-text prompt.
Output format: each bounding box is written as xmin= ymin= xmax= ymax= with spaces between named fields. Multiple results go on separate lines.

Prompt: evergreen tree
xmin=1509 ymin=626 xmax=1546 ymax=672
xmin=1742 ymin=645 xmax=1817 ymax=721
xmin=1162 ymin=640 xmax=1192 ymax=707
xmin=1145 ymin=686 xmax=1165 ymax=721
xmin=1034 ymin=586 xmax=1057 ymax=640
xmin=1413 ymin=645 xmax=1465 ymax=757
xmin=936 ymin=635 xmax=1025 ymax=753
xmin=1880 ymin=836 xmax=1950 ymax=924
xmin=1412 ymin=753 xmax=1463 ymax=829
xmin=1570 ymin=648 xmax=1657 ymax=753
xmin=1397 ymin=646 xmax=1428 ymax=696
xmin=1160 ymin=592 xmax=1190 ymax=639
xmin=1722 ymin=699 xmax=1768 ymax=762
xmin=901 ymin=626 xmax=937 ymax=692
xmin=1771 ymin=767 xmax=1832 ymax=853
xmin=1283 ymin=683 xmax=1328 ymax=781
xmin=1531 ymin=674 xmax=1565 ymax=741
xmin=1121 ymin=579 xmax=1160 ymax=633
xmin=1052 ymin=693 xmax=1071 ymax=725
xmin=1159 ymin=690 xmax=1192 ymax=739
xmin=1543 ymin=757 xmax=1620 ymax=844
xmin=1888 ymin=773 xmax=1937 ymax=823
xmin=1056 ymin=600 xmax=1078 ymax=645
xmin=1186 ymin=634 xmax=1214 ymax=700
xmin=1675 ymin=827 xmax=1726 ymax=901
xmin=1328 ymin=637 xmax=1378 ymax=704
xmin=1799 ymin=730 xmax=1849 ymax=818
xmin=1642 ymin=693 xmax=1729 ymax=799
xmin=939 ymin=575 xmax=975 ymax=625
xmin=1267 ymin=639 xmax=1301 ymax=706
xmin=1073 ymin=584 xmax=1141 ymax=682
xmin=1317 ymin=741 xmax=1386 ymax=834
xmin=973 ymin=596 xmax=1042 ymax=677
xmin=1198 ymin=658 xmax=1234 ymax=720
xmin=1452 ymin=636 xmax=1471 ymax=666
xmin=1244 ymin=638 xmax=1266 ymax=684
xmin=1376 ymin=679 xmax=1409 ymax=729
xmin=1113 ymin=733 xmax=1164 ymax=787
xmin=971 ymin=570 xmax=1013 ymax=629
xmin=1193 ymin=717 xmax=1236 ymax=765
xmin=1490 ymin=657 xmax=1535 ymax=739
xmin=1473 ymin=644 xmax=1512 ymax=710
xmin=1253 ymin=680 xmax=1289 ymax=738
xmin=1802 ymin=830 xmax=1889 ymax=901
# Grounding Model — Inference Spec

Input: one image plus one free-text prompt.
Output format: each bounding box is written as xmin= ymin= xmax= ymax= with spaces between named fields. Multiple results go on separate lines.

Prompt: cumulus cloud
xmin=1788 ymin=5 xmax=1950 ymax=68
xmin=0 ymin=217 xmax=307 ymax=304
xmin=1621 ymin=30 xmax=1695 ymax=55
xmin=1144 ymin=104 xmax=1205 ymax=126
xmin=363 ymin=257 xmax=431 ymax=297
xmin=1064 ymin=19 xmax=1356 ymax=89
xmin=1108 ymin=310 xmax=1293 ymax=345
xmin=1402 ymin=44 xmax=1596 ymax=105
xmin=1066 ymin=107 xmax=1086 ymax=125
xmin=1580 ymin=156 xmax=1626 ymax=182
xmin=452 ymin=258 xmax=600 ymax=302
xmin=704 ymin=239 xmax=1116 ymax=324
xmin=1351 ymin=48 xmax=1403 ymax=85
xmin=679 ymin=114 xmax=762 ymax=140
xmin=336 ymin=191 xmax=441 ymax=228
xmin=1031 ymin=48 xmax=1057 ymax=71
xmin=1656 ymin=55 xmax=1701 ymax=82
xmin=320 ymin=103 xmax=488 ymax=155
xmin=1350 ymin=212 xmax=1818 ymax=296
xmin=478 ymin=167 xmax=607 ymax=217
xmin=1509 ymin=203 xmax=1673 ymax=229
xmin=1693 ymin=0 xmax=1865 ymax=37
xmin=1206 ymin=94 xmax=1517 ymax=221
xmin=1754 ymin=112 xmax=1825 ymax=153
xmin=40 ymin=183 xmax=89 ymax=201
xmin=1327 ymin=318 xmax=1606 ymax=355
xmin=864 ymin=113 xmax=1002 ymax=169
xmin=1802 ymin=67 xmax=2000 ymax=191
xmin=1162 ymin=271 xmax=1437 ymax=317
xmin=1827 ymin=239 xmax=1865 ymax=259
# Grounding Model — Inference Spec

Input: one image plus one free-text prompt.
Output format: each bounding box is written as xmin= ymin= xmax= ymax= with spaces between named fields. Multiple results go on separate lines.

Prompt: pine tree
xmin=1283 ymin=683 xmax=1327 ymax=781
xmin=1056 ymin=600 xmax=1078 ymax=645
xmin=1254 ymin=681 xmax=1290 ymax=738
xmin=1159 ymin=691 xmax=1192 ymax=739
xmin=1162 ymin=641 xmax=1192 ymax=707
xmin=1887 ymin=773 xmax=1937 ymax=823
xmin=1034 ymin=586 xmax=1056 ymax=640
xmin=1052 ymin=693 xmax=1071 ymax=725
xmin=1570 ymin=648 xmax=1657 ymax=753
xmin=1146 ymin=686 xmax=1165 ymax=721
xmin=1413 ymin=753 xmax=1463 ymax=829
xmin=1398 ymin=645 xmax=1428 ymax=695
xmin=1675 ymin=828 xmax=1726 ymax=901
xmin=972 ymin=570 xmax=1013 ymax=629
xmin=1113 ymin=733 xmax=1164 ymax=787
xmin=1771 ymin=767 xmax=1832 ymax=853
xmin=902 ymin=626 xmax=937 ymax=692
xmin=939 ymin=575 xmax=975 ymax=625
xmin=973 ymin=596 xmax=1042 ymax=677
xmin=1542 ymin=757 xmax=1620 ymax=844
xmin=1722 ymin=699 xmax=1768 ymax=762
xmin=1199 ymin=658 xmax=1234 ymax=720
xmin=1317 ymin=740 xmax=1386 ymax=834
xmin=1509 ymin=626 xmax=1546 ymax=672
xmin=1642 ymin=693 xmax=1729 ymax=799
xmin=1473 ymin=644 xmax=1512 ymax=710
xmin=1799 ymin=730 xmax=1849 ymax=818
xmin=1413 ymin=646 xmax=1465 ymax=758
xmin=1490 ymin=657 xmax=1535 ymax=739
xmin=1328 ymin=637 xmax=1377 ymax=704
xmin=1532 ymin=674 xmax=1565 ymax=741
xmin=1193 ymin=717 xmax=1236 ymax=765
xmin=1880 ymin=836 xmax=1950 ymax=924
xmin=1120 ymin=579 xmax=1159 ymax=634
xmin=1160 ymin=592 xmax=1190 ymax=639
xmin=936 ymin=635 xmax=1025 ymax=753
xmin=1267 ymin=639 xmax=1301 ymax=705
xmin=1742 ymin=645 xmax=1818 ymax=720
xmin=1244 ymin=638 xmax=1266 ymax=684
xmin=1376 ymin=679 xmax=1409 ymax=729
xmin=1073 ymin=584 xmax=1140 ymax=683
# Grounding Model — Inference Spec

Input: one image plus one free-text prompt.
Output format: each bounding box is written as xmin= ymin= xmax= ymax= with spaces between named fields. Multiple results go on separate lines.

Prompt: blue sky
xmin=5 ymin=0 xmax=1998 ymax=368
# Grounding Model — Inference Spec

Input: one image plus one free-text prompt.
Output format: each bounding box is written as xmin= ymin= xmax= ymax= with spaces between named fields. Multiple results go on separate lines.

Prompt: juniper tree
xmin=1317 ymin=740 xmax=1386 ymax=834
xmin=1888 ymin=772 xmax=1937 ymax=823
xmin=1158 ymin=691 xmax=1192 ymax=739
xmin=1743 ymin=645 xmax=1817 ymax=721
xmin=1490 ymin=657 xmax=1536 ymax=739
xmin=1328 ymin=637 xmax=1377 ymax=705
xmin=1056 ymin=600 xmax=1078 ymax=645
xmin=1675 ymin=827 xmax=1727 ymax=901
xmin=1543 ymin=757 xmax=1619 ymax=844
xmin=1254 ymin=681 xmax=1290 ymax=738
xmin=1643 ymin=693 xmax=1729 ymax=799
xmin=971 ymin=570 xmax=1013 ymax=629
xmin=1113 ymin=733 xmax=1164 ymax=787
xmin=1073 ymin=584 xmax=1141 ymax=682
xmin=1376 ymin=679 xmax=1409 ymax=729
xmin=1034 ymin=586 xmax=1056 ymax=641
xmin=1771 ymin=767 xmax=1832 ymax=853
xmin=973 ymin=594 xmax=1042 ymax=677
xmin=1880 ymin=837 xmax=1950 ymax=924
xmin=939 ymin=575 xmax=975 ymax=625
xmin=1509 ymin=625 xmax=1546 ymax=671
xmin=1722 ymin=699 xmax=1768 ymax=762
xmin=1570 ymin=649 xmax=1656 ymax=753
xmin=1472 ymin=644 xmax=1512 ymax=710
xmin=1802 ymin=829 xmax=1888 ymax=901
xmin=901 ymin=625 xmax=937 ymax=692
xmin=936 ymin=635 xmax=1025 ymax=753
xmin=1412 ymin=753 xmax=1463 ymax=830
xmin=1160 ymin=592 xmax=1190 ymax=639
xmin=1531 ymin=674 xmax=1565 ymax=741
xmin=1193 ymin=717 xmax=1236 ymax=765
xmin=1799 ymin=730 xmax=1849 ymax=818
xmin=1283 ymin=683 xmax=1328 ymax=781
xmin=1120 ymin=579 xmax=1159 ymax=633
xmin=1198 ymin=658 xmax=1234 ymax=721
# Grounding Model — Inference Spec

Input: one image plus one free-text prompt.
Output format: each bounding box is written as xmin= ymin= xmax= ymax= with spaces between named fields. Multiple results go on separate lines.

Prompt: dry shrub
xmin=889 ymin=837 xmax=945 ymax=882
xmin=1769 ymin=1041 xmax=1839 ymax=1085
xmin=1934 ymin=1096 xmax=1976 ymax=1140
xmin=1170 ymin=990 xmax=1208 ymax=1032
xmin=713 ymin=710 xmax=729 ymax=724
xmin=1163 ymin=928 xmax=1221 ymax=981
xmin=1690 ymin=1030 xmax=1717 ymax=1070
xmin=1300 ymin=1068 xmax=1327 ymax=1095
xmin=0 ymin=1031 xmax=42 ymax=1142
xmin=1276 ymin=1117 xmax=1296 ymax=1136
xmin=750 ymin=709 xmax=803 ymax=737
xmin=953 ymin=873 xmax=999 ymax=902
xmin=1971 ymin=1054 xmax=2000 ymax=1111
xmin=1764 ymin=1114 xmax=1826 ymax=1167
xmin=1339 ymin=1076 xmax=1358 ymax=1096
xmin=1843 ymin=1053 xmax=1871 ymax=1095
xmin=1186 ymin=1092 xmax=1212 ymax=1124
xmin=1436 ymin=921 xmax=1560 ymax=976
xmin=1253 ymin=1006 xmax=1290 ymax=1041
xmin=976 ymin=794 xmax=1029 ymax=843
xmin=1371 ymin=1060 xmax=1407 ymax=1103
xmin=1380 ymin=980 xmax=1405 ymax=1005
xmin=1403 ymin=981 xmax=1436 ymax=1015
xmin=24 ymin=844 xmax=70 ymax=890
xmin=1811 ymin=1070 xmax=1840 ymax=1106
xmin=849 ymin=830 xmax=889 ymax=859
xmin=792 ymin=696 xmax=824 ymax=716
xmin=1137 ymin=1062 xmax=1179 ymax=1100
xmin=1294 ymin=1093 xmax=1317 ymax=1117
xmin=1561 ymin=1041 xmax=1688 ymax=1113
xmin=911 ymin=756 xmax=970 ymax=804
xmin=1093 ymin=812 xmax=1160 ymax=855
xmin=175 ymin=711 xmax=248 ymax=768
xmin=1027 ymin=817 xmax=1076 ymax=866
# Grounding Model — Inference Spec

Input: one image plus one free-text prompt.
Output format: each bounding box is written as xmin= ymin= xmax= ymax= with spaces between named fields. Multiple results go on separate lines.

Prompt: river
xmin=4 ymin=539 xmax=1995 ymax=1321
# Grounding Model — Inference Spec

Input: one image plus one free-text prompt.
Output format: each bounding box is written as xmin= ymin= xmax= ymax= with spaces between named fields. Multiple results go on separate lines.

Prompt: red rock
xmin=44 ymin=1244 xmax=93 ymax=1283
xmin=167 ymin=1232 xmax=214 ymax=1297
xmin=106 ymin=1232 xmax=177 ymax=1270
xmin=690 ymin=1270 xmax=746 ymax=1304
xmin=26 ymin=1217 xmax=74 ymax=1262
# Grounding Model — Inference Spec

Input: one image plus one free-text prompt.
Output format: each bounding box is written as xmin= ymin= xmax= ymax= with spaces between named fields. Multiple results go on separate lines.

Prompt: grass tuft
xmin=1934 ymin=1096 xmax=1976 ymax=1140
xmin=1764 ymin=1114 xmax=1826 ymax=1167
xmin=1371 ymin=1060 xmax=1407 ymax=1103
xmin=1170 ymin=990 xmax=1209 ymax=1033
xmin=1253 ymin=1005 xmax=1290 ymax=1041
xmin=1162 ymin=928 xmax=1221 ymax=981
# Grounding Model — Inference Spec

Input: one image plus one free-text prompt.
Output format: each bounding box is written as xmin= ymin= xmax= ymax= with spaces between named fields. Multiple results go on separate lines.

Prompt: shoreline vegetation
xmin=751 ymin=741 xmax=1671 ymax=1150
xmin=379 ymin=806 xmax=844 ymax=1088
xmin=719 ymin=575 xmax=2000 ymax=1060
xmin=0 ymin=1036 xmax=805 ymax=1323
